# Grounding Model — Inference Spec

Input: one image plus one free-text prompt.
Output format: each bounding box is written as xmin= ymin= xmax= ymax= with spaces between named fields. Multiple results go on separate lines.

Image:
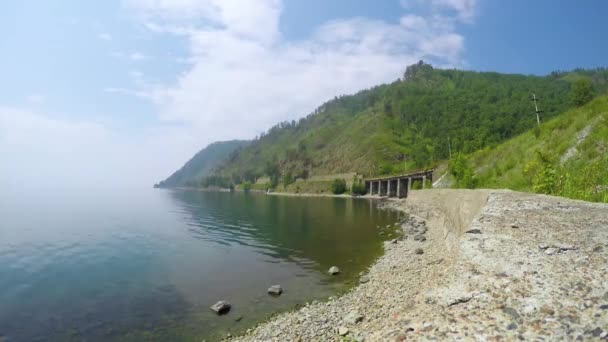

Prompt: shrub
xmin=351 ymin=180 xmax=367 ymax=196
xmin=242 ymin=181 xmax=252 ymax=192
xmin=282 ymin=171 xmax=294 ymax=188
xmin=570 ymin=78 xmax=594 ymax=107
xmin=331 ymin=179 xmax=347 ymax=194
xmin=449 ymin=153 xmax=478 ymax=189
xmin=524 ymin=151 xmax=556 ymax=194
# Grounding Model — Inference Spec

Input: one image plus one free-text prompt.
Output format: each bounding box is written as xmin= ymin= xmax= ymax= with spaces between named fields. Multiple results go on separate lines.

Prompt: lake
xmin=0 ymin=189 xmax=401 ymax=341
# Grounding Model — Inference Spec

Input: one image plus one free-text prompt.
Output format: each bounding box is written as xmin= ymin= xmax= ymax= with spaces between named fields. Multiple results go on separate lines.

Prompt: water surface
xmin=0 ymin=189 xmax=400 ymax=341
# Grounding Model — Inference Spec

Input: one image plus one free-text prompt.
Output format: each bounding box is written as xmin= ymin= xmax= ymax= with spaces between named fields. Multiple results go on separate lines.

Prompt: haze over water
xmin=0 ymin=189 xmax=399 ymax=341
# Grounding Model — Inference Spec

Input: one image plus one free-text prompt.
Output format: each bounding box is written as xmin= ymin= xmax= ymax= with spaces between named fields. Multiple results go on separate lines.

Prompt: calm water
xmin=0 ymin=189 xmax=400 ymax=341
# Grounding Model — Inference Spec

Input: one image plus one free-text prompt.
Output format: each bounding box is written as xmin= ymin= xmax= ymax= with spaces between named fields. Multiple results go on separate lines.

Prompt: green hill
xmin=205 ymin=63 xmax=608 ymax=188
xmin=466 ymin=94 xmax=608 ymax=202
xmin=155 ymin=140 xmax=249 ymax=188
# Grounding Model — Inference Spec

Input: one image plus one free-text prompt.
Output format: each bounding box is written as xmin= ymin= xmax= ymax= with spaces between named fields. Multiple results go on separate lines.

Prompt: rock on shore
xmin=231 ymin=190 xmax=608 ymax=341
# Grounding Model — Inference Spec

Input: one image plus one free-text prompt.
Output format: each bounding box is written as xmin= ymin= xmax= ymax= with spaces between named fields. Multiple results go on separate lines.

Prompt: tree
xmin=331 ymin=179 xmax=347 ymax=194
xmin=449 ymin=153 xmax=477 ymax=189
xmin=282 ymin=171 xmax=294 ymax=188
xmin=242 ymin=181 xmax=252 ymax=192
xmin=570 ymin=78 xmax=594 ymax=106
xmin=351 ymin=180 xmax=367 ymax=195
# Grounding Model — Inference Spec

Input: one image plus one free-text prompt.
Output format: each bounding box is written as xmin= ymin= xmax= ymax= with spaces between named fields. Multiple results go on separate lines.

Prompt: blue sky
xmin=0 ymin=0 xmax=606 ymax=190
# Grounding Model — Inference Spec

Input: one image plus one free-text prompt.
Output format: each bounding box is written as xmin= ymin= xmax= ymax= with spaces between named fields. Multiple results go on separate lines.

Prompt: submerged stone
xmin=268 ymin=285 xmax=283 ymax=295
xmin=210 ymin=300 xmax=231 ymax=315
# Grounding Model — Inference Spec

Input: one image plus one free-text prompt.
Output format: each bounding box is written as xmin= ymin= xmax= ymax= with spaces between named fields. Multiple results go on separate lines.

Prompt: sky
xmin=0 ymin=0 xmax=607 ymax=191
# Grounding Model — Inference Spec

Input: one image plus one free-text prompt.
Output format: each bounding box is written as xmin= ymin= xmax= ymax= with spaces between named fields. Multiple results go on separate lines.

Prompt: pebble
xmin=413 ymin=234 xmax=427 ymax=241
xmin=267 ymin=285 xmax=283 ymax=295
xmin=545 ymin=247 xmax=558 ymax=255
xmin=328 ymin=266 xmax=340 ymax=275
xmin=415 ymin=248 xmax=424 ymax=255
xmin=344 ymin=311 xmax=364 ymax=324
xmin=210 ymin=300 xmax=231 ymax=315
xmin=338 ymin=327 xmax=349 ymax=336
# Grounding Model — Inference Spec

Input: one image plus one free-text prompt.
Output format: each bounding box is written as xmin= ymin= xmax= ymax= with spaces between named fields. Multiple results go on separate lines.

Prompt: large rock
xmin=267 ymin=285 xmax=283 ymax=295
xmin=210 ymin=300 xmax=231 ymax=315
xmin=328 ymin=266 xmax=340 ymax=275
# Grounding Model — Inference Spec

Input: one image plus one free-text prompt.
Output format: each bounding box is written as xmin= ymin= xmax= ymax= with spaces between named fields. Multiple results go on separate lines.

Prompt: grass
xmin=469 ymin=95 xmax=608 ymax=203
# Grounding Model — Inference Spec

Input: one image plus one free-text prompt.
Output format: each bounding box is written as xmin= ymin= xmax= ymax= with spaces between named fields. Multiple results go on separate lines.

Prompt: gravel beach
xmin=231 ymin=189 xmax=608 ymax=341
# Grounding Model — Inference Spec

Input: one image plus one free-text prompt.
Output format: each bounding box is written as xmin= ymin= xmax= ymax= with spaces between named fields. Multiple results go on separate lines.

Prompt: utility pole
xmin=531 ymin=93 xmax=543 ymax=127
xmin=448 ymin=136 xmax=452 ymax=160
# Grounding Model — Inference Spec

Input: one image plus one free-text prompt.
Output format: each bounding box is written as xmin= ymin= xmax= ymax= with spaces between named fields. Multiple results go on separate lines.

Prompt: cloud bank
xmin=1 ymin=0 xmax=477 ymax=189
xmin=125 ymin=0 xmax=475 ymax=139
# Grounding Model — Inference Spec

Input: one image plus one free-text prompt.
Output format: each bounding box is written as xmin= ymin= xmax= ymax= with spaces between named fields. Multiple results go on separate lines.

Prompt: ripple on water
xmin=0 ymin=190 xmax=399 ymax=341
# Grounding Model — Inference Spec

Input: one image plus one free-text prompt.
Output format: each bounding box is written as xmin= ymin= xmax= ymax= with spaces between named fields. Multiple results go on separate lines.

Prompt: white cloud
xmin=26 ymin=94 xmax=47 ymax=104
xmin=120 ymin=0 xmax=476 ymax=141
xmin=436 ymin=0 xmax=477 ymax=21
xmin=2 ymin=1 xmax=479 ymax=190
xmin=109 ymin=51 xmax=150 ymax=62
xmin=129 ymin=52 xmax=147 ymax=61
xmin=98 ymin=32 xmax=113 ymax=41
xmin=402 ymin=0 xmax=478 ymax=22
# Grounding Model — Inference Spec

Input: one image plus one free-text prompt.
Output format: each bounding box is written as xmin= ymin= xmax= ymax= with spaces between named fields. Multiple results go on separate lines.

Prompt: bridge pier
xmin=365 ymin=170 xmax=432 ymax=199
xmin=380 ymin=180 xmax=388 ymax=196
xmin=389 ymin=179 xmax=398 ymax=197
xmin=398 ymin=178 xmax=408 ymax=198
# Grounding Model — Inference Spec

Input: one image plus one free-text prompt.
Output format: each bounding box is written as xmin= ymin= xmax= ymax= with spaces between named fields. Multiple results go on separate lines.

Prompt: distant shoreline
xmin=158 ymin=186 xmax=381 ymax=199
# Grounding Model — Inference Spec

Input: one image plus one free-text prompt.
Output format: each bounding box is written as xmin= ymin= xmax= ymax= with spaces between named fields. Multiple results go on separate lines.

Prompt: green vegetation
xmin=448 ymin=153 xmax=478 ymax=189
xmin=570 ymin=78 xmax=595 ymax=106
xmin=241 ymin=181 xmax=252 ymax=192
xmin=470 ymin=95 xmax=608 ymax=202
xmin=154 ymin=140 xmax=248 ymax=188
xmin=199 ymin=63 xmax=607 ymax=188
xmin=351 ymin=180 xmax=367 ymax=196
xmin=331 ymin=179 xmax=347 ymax=195
xmin=157 ymin=63 xmax=608 ymax=202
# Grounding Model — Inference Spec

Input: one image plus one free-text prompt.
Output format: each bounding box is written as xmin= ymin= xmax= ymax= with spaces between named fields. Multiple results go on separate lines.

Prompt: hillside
xmin=154 ymin=140 xmax=249 ymax=188
xmin=205 ymin=63 xmax=608 ymax=187
xmin=466 ymin=94 xmax=608 ymax=202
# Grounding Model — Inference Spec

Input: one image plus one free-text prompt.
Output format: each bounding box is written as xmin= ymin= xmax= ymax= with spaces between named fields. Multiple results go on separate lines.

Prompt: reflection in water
xmin=167 ymin=191 xmax=398 ymax=277
xmin=0 ymin=189 xmax=400 ymax=341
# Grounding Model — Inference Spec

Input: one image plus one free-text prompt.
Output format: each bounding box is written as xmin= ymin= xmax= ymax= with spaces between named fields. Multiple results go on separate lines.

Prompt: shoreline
xmin=160 ymin=186 xmax=384 ymax=199
xmin=231 ymin=189 xmax=608 ymax=341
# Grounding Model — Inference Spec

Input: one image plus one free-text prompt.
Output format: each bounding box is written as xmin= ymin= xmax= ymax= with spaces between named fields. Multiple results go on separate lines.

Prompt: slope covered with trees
xmin=202 ymin=63 xmax=608 ymax=188
xmin=155 ymin=140 xmax=249 ymax=188
xmin=463 ymin=94 xmax=608 ymax=202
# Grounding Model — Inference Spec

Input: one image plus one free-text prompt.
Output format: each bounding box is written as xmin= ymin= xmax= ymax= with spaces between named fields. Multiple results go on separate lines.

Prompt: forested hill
xmin=155 ymin=140 xmax=249 ymax=188
xmin=161 ymin=62 xmax=608 ymax=189
xmin=466 ymin=94 xmax=608 ymax=203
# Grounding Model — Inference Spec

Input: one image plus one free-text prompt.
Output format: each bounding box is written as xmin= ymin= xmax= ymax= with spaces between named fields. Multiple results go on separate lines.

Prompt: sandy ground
xmin=230 ymin=189 xmax=608 ymax=341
